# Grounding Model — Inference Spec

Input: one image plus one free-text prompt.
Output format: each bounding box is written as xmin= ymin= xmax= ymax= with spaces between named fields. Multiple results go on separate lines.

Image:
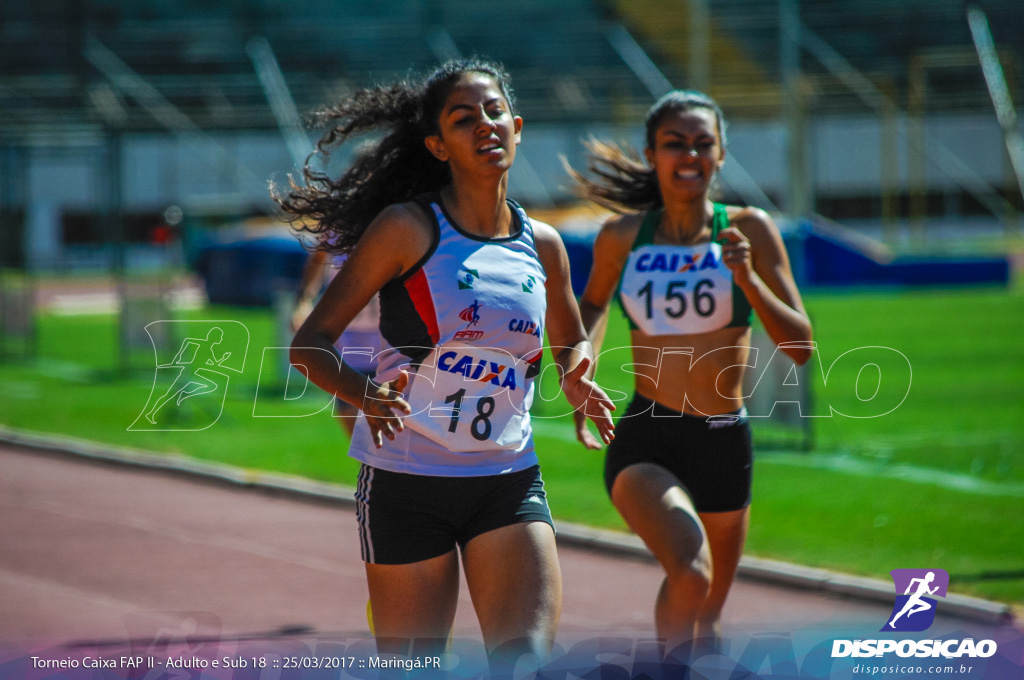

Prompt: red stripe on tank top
xmin=403 ymin=269 xmax=440 ymax=344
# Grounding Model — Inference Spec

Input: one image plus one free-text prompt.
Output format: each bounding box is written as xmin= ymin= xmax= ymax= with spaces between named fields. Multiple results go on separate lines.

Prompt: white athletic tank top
xmin=348 ymin=193 xmax=548 ymax=476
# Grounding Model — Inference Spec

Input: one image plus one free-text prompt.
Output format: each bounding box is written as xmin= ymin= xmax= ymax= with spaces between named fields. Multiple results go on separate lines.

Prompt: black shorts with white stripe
xmin=354 ymin=464 xmax=554 ymax=565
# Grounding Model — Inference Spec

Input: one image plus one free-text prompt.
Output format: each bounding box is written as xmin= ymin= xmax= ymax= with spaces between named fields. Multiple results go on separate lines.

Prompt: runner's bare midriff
xmin=628 ymin=325 xmax=752 ymax=415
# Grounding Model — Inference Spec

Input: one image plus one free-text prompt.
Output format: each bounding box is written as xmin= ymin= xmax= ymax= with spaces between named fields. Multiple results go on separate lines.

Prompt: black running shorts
xmin=604 ymin=394 xmax=753 ymax=513
xmin=354 ymin=464 xmax=554 ymax=565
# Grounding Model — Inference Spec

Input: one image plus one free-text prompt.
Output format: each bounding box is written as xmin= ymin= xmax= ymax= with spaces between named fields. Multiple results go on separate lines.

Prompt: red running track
xmin=0 ymin=444 xmax=1009 ymax=653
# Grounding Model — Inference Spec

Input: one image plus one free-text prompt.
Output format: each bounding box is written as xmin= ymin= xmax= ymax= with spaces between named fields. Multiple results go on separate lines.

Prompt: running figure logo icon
xmin=882 ymin=568 xmax=950 ymax=632
xmin=459 ymin=300 xmax=482 ymax=327
xmin=129 ymin=320 xmax=249 ymax=431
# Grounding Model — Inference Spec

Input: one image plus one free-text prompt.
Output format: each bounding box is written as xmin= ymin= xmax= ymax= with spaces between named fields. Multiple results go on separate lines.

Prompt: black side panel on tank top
xmin=376 ymin=195 xmax=442 ymax=365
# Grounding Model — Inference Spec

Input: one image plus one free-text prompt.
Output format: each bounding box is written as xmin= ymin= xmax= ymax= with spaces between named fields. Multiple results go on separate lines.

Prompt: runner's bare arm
xmin=291 ymin=249 xmax=330 ymax=332
xmin=534 ymin=221 xmax=615 ymax=444
xmin=572 ymin=215 xmax=637 ymax=448
xmin=290 ymin=203 xmax=432 ymax=445
xmin=577 ymin=214 xmax=639 ymax=353
xmin=724 ymin=208 xmax=813 ymax=364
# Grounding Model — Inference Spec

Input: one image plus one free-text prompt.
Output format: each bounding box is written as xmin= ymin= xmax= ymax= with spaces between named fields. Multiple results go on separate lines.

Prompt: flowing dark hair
xmin=274 ymin=58 xmax=517 ymax=254
xmin=567 ymin=90 xmax=727 ymax=213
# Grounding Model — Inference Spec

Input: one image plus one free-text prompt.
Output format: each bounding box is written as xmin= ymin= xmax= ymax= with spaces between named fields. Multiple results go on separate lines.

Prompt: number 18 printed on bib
xmin=402 ymin=345 xmax=534 ymax=453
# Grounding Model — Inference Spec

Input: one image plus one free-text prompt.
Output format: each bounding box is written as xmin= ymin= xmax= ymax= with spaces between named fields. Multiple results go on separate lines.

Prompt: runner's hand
xmin=361 ymin=369 xmax=412 ymax=448
xmin=573 ymin=409 xmax=604 ymax=450
xmin=561 ymin=357 xmax=615 ymax=446
xmin=718 ymin=227 xmax=753 ymax=286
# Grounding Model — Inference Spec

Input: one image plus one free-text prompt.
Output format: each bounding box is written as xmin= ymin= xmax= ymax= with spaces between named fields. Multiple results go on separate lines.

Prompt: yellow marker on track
xmin=366 ymin=598 xmax=453 ymax=652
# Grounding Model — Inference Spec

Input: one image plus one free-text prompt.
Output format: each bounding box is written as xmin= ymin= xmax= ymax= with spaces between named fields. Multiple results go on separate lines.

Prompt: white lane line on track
xmin=0 ymin=491 xmax=482 ymax=612
xmin=535 ymin=418 xmax=1024 ymax=497
xmin=0 ymin=493 xmax=363 ymax=577
xmin=0 ymin=566 xmax=161 ymax=614
xmin=761 ymin=453 xmax=1024 ymax=497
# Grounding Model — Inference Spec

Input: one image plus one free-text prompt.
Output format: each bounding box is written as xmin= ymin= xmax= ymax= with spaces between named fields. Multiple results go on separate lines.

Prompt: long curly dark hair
xmin=274 ymin=59 xmax=517 ymax=254
xmin=567 ymin=90 xmax=727 ymax=214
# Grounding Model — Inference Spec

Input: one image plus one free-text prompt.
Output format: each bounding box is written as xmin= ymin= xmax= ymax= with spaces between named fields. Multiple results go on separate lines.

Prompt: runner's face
xmin=424 ymin=73 xmax=522 ymax=176
xmin=645 ymin=108 xmax=724 ymax=201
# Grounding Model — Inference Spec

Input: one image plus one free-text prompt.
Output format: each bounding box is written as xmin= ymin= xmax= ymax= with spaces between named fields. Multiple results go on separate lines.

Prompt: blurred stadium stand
xmin=4 ymin=1 xmax=1019 ymax=126
xmin=1 ymin=0 xmax=1021 ymax=283
xmin=615 ymin=0 xmax=1024 ymax=115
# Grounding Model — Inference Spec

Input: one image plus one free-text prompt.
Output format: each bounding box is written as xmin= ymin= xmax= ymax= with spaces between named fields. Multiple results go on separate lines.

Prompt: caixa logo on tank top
xmin=437 ymin=349 xmax=520 ymax=391
xmin=508 ymin=318 xmax=542 ymax=338
xmin=633 ymin=249 xmax=721 ymax=273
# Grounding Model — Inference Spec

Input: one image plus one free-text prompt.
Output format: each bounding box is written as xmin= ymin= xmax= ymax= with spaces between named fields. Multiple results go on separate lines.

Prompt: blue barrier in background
xmin=797 ymin=220 xmax=1011 ymax=288
xmin=197 ymin=237 xmax=307 ymax=306
xmin=561 ymin=231 xmax=597 ymax=297
xmin=560 ymin=219 xmax=1011 ymax=297
xmin=195 ymin=218 xmax=1011 ymax=307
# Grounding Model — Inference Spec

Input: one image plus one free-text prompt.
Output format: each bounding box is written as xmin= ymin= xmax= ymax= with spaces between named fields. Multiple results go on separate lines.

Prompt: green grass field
xmin=1 ymin=280 xmax=1021 ymax=605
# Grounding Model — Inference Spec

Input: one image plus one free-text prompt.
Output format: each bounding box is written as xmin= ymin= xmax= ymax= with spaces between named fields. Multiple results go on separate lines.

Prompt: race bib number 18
xmin=404 ymin=346 xmax=533 ymax=452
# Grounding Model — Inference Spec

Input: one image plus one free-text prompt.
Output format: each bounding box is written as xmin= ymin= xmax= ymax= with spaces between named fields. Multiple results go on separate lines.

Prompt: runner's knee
xmin=661 ymin=539 xmax=712 ymax=598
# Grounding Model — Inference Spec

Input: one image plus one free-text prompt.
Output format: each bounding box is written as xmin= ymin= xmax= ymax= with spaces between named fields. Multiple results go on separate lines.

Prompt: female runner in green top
xmin=571 ymin=90 xmax=813 ymax=652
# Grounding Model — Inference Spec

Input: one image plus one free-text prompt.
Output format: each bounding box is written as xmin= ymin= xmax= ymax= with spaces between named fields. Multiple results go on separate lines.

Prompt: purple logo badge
xmin=882 ymin=568 xmax=949 ymax=632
